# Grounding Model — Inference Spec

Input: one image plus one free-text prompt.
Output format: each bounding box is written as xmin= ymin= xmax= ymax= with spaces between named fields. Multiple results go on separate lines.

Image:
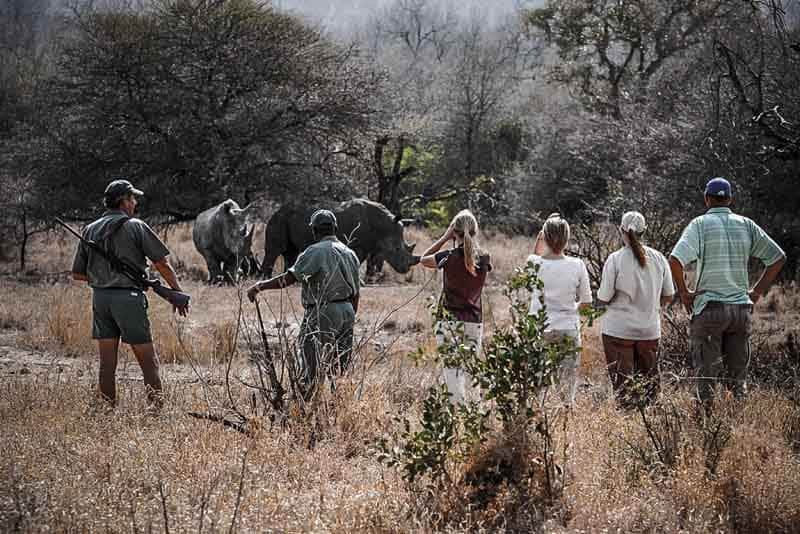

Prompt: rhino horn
xmin=406 ymin=242 xmax=416 ymax=253
xmin=399 ymin=218 xmax=415 ymax=226
xmin=410 ymin=255 xmax=421 ymax=266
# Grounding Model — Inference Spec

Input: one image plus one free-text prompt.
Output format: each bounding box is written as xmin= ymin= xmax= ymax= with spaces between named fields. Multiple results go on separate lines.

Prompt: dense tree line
xmin=0 ymin=0 xmax=798 ymax=276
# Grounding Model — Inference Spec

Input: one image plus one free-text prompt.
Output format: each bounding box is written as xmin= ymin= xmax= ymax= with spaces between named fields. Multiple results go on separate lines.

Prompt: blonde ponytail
xmin=452 ymin=209 xmax=481 ymax=276
xmin=463 ymin=231 xmax=477 ymax=275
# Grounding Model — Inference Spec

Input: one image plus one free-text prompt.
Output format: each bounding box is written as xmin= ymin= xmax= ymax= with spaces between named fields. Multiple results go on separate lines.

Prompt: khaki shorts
xmin=92 ymin=288 xmax=152 ymax=345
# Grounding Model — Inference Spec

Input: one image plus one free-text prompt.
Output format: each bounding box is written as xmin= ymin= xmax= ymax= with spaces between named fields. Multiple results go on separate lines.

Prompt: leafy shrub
xmin=377 ymin=262 xmax=601 ymax=527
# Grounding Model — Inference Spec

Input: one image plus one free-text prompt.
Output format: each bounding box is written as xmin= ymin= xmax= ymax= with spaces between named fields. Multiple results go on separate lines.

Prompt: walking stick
xmin=253 ymin=298 xmax=285 ymax=412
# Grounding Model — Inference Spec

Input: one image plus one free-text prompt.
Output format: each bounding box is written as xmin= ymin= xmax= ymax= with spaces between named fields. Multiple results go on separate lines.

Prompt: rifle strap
xmin=89 ymin=216 xmax=145 ymax=288
xmin=98 ymin=216 xmax=131 ymax=253
xmin=87 ymin=216 xmax=126 ymax=271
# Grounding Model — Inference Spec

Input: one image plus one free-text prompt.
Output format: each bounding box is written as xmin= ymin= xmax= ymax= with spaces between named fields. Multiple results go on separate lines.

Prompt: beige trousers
xmin=435 ymin=320 xmax=483 ymax=404
xmin=543 ymin=329 xmax=581 ymax=406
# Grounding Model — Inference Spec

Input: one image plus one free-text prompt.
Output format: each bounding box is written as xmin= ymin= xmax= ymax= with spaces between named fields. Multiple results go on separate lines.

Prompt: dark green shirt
xmin=71 ymin=210 xmax=170 ymax=289
xmin=288 ymin=236 xmax=360 ymax=308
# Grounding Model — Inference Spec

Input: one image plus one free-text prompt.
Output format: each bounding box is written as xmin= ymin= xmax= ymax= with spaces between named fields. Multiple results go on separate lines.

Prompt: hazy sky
xmin=273 ymin=0 xmax=536 ymax=34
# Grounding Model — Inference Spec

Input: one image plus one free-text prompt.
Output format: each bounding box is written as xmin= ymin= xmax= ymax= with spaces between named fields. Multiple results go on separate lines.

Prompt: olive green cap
xmin=309 ymin=209 xmax=337 ymax=228
xmin=104 ymin=179 xmax=144 ymax=202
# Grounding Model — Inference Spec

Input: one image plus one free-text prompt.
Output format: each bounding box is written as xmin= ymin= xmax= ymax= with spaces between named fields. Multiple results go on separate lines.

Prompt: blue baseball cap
xmin=704 ymin=177 xmax=732 ymax=198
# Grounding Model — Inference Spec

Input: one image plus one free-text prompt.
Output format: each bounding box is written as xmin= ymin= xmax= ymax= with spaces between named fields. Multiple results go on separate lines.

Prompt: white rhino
xmin=192 ymin=199 xmax=258 ymax=283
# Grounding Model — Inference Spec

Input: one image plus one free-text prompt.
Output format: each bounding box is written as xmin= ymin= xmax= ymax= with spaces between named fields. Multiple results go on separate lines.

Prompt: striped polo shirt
xmin=670 ymin=207 xmax=785 ymax=316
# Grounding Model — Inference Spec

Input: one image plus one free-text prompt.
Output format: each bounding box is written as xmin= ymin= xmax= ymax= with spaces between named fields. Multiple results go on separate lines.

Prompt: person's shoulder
xmin=126 ymin=216 xmax=147 ymax=227
xmin=688 ymin=215 xmax=706 ymax=227
xmin=601 ymin=247 xmax=625 ymax=267
xmin=566 ymin=255 xmax=586 ymax=267
xmin=724 ymin=211 xmax=750 ymax=224
xmin=305 ymin=240 xmax=327 ymax=254
xmin=122 ymin=217 xmax=152 ymax=233
xmin=644 ymin=246 xmax=670 ymax=267
xmin=607 ymin=247 xmax=626 ymax=260
xmin=84 ymin=217 xmax=105 ymax=232
xmin=644 ymin=245 xmax=667 ymax=260
xmin=332 ymin=238 xmax=356 ymax=253
xmin=342 ymin=243 xmax=360 ymax=261
xmin=738 ymin=214 xmax=762 ymax=230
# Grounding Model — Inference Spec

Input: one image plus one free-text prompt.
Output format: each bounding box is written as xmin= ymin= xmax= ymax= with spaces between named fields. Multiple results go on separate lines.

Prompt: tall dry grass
xmin=17 ymin=217 xmax=532 ymax=286
xmin=3 ymin=229 xmax=800 ymax=532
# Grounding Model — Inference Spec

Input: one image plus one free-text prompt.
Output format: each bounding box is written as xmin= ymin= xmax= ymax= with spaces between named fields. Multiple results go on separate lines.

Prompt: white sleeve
xmin=577 ymin=261 xmax=593 ymax=304
xmin=597 ymin=255 xmax=616 ymax=302
xmin=661 ymin=254 xmax=676 ymax=297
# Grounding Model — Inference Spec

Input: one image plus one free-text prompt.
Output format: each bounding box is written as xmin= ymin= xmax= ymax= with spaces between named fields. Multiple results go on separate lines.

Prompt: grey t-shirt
xmin=288 ymin=236 xmax=360 ymax=308
xmin=597 ymin=246 xmax=675 ymax=340
xmin=71 ymin=210 xmax=170 ymax=289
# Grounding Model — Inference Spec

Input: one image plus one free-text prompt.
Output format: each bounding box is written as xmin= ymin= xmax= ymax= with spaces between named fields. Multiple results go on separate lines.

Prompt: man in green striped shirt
xmin=669 ymin=177 xmax=785 ymax=403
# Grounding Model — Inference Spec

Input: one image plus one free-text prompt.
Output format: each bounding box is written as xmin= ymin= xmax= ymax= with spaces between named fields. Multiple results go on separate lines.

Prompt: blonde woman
xmin=598 ymin=211 xmax=675 ymax=405
xmin=420 ymin=210 xmax=492 ymax=404
xmin=528 ymin=213 xmax=592 ymax=406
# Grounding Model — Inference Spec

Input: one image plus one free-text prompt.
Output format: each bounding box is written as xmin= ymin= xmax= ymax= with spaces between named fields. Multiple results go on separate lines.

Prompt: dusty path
xmin=0 ymin=330 xmax=213 ymax=384
xmin=0 ymin=320 xmax=418 ymax=385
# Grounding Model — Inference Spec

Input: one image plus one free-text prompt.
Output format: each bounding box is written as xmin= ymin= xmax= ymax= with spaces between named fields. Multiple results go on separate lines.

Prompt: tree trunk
xmin=368 ymin=135 xmax=417 ymax=281
xmin=19 ymin=208 xmax=28 ymax=272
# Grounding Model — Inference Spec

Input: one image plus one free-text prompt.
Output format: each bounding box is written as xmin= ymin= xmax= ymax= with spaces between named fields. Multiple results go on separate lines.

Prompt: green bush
xmin=378 ymin=262 xmax=601 ymax=492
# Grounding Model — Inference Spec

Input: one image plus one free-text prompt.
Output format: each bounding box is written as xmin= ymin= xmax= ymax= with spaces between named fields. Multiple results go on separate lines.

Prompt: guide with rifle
xmin=62 ymin=179 xmax=189 ymax=409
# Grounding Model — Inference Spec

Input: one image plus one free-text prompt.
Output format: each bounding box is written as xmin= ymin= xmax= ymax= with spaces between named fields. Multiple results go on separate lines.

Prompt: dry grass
xmin=2 ymin=233 xmax=800 ymax=532
xmin=17 ymin=219 xmax=532 ymax=286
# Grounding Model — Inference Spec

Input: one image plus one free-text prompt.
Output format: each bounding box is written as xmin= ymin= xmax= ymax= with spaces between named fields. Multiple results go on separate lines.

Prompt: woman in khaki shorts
xmin=597 ymin=211 xmax=675 ymax=406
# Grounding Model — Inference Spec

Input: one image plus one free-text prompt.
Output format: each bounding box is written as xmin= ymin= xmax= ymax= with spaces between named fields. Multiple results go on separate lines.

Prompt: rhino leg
xmin=366 ymin=254 xmax=384 ymax=282
xmin=283 ymin=249 xmax=299 ymax=273
xmin=221 ymin=258 xmax=239 ymax=285
xmin=200 ymin=251 xmax=223 ymax=284
xmin=261 ymin=250 xmax=281 ymax=278
xmin=242 ymin=255 xmax=261 ymax=278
